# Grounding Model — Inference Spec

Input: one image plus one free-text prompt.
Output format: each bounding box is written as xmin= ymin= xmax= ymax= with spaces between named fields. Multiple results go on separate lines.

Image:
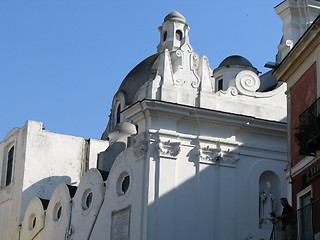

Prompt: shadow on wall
xmin=21 ymin=175 xmax=72 ymax=219
xmin=146 ymin=142 xmax=283 ymax=240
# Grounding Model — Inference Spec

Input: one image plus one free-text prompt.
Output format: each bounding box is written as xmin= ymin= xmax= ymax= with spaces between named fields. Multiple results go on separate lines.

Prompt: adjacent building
xmin=273 ymin=1 xmax=320 ymax=238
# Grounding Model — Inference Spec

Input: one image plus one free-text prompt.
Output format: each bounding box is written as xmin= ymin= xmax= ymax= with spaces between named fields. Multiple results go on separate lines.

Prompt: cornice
xmin=274 ymin=17 xmax=320 ymax=82
xmin=123 ymin=99 xmax=287 ymax=134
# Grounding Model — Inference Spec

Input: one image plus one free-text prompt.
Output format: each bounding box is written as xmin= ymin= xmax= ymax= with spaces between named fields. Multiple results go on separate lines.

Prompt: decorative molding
xmin=197 ymin=142 xmax=239 ymax=167
xmin=175 ymin=49 xmax=183 ymax=58
xmin=221 ymin=86 xmax=239 ymax=96
xmin=198 ymin=145 xmax=221 ymax=164
xmin=173 ymin=50 xmax=185 ymax=87
xmin=132 ymin=140 xmax=148 ymax=160
xmin=158 ymin=140 xmax=181 ymax=159
xmin=235 ymin=70 xmax=260 ymax=95
xmin=285 ymin=39 xmax=293 ymax=50
xmin=220 ymin=70 xmax=286 ymax=98
xmin=221 ymin=149 xmax=240 ymax=167
xmin=173 ymin=78 xmax=186 ymax=87
xmin=190 ymin=52 xmax=200 ymax=88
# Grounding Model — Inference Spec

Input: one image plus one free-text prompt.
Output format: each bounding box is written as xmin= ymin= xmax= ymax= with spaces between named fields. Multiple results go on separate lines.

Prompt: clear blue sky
xmin=0 ymin=0 xmax=282 ymax=141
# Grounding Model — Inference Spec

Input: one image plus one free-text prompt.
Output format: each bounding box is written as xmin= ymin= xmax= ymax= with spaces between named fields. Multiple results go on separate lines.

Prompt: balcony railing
xmin=296 ymin=97 xmax=320 ymax=156
xmin=270 ymin=198 xmax=320 ymax=240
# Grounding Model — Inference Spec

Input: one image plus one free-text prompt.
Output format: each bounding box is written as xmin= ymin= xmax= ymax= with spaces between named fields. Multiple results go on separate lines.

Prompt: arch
xmin=176 ymin=30 xmax=183 ymax=41
xmin=116 ymin=103 xmax=121 ymax=124
xmin=111 ymin=91 xmax=126 ymax=128
xmin=246 ymin=160 xmax=287 ymax=233
xmin=163 ymin=31 xmax=167 ymax=41
xmin=2 ymin=143 xmax=14 ymax=187
xmin=5 ymin=145 xmax=14 ymax=186
xmin=259 ymin=171 xmax=280 ymax=225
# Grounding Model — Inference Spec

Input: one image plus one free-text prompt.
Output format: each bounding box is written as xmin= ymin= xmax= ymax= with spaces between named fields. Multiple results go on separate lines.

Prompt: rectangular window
xmin=297 ymin=186 xmax=313 ymax=240
xmin=299 ymin=192 xmax=313 ymax=240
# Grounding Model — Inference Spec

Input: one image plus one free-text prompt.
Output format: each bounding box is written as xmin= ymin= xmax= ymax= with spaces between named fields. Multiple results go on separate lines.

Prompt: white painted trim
xmin=296 ymin=185 xmax=312 ymax=209
xmin=290 ymin=155 xmax=319 ymax=177
xmin=296 ymin=185 xmax=313 ymax=239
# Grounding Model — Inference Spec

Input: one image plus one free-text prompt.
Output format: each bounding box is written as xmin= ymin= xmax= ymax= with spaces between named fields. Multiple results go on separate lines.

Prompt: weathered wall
xmin=0 ymin=121 xmax=108 ymax=240
xmin=290 ymin=63 xmax=317 ymax=165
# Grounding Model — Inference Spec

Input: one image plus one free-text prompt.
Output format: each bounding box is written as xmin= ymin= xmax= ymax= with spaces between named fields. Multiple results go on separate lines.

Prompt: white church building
xmin=1 ymin=1 xmax=318 ymax=239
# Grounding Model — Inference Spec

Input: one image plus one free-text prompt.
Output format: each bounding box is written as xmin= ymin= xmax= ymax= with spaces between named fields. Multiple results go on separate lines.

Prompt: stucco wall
xmin=0 ymin=121 xmax=108 ymax=240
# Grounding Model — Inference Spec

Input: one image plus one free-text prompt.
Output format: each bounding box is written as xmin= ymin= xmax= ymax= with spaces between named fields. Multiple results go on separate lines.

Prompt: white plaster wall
xmin=123 ymin=100 xmax=287 ymax=240
xmin=90 ymin=143 xmax=150 ymax=240
xmin=0 ymin=126 xmax=27 ymax=240
xmin=88 ymin=138 xmax=109 ymax=170
xmin=145 ymin=132 xmax=286 ymax=240
xmin=20 ymin=121 xmax=86 ymax=220
xmin=20 ymin=169 xmax=107 ymax=240
xmin=0 ymin=121 xmax=108 ymax=239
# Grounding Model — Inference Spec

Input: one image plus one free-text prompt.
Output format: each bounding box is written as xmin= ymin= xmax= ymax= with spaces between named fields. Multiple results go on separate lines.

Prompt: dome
xmin=118 ymin=53 xmax=160 ymax=105
xmin=164 ymin=11 xmax=186 ymax=24
xmin=218 ymin=55 xmax=254 ymax=68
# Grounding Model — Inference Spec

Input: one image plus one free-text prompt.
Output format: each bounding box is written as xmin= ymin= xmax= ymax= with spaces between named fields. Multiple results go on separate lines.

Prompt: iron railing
xmin=270 ymin=198 xmax=320 ymax=240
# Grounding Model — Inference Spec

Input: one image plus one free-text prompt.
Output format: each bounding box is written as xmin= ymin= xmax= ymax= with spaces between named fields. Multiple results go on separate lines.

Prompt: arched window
xmin=176 ymin=30 xmax=182 ymax=41
xmin=217 ymin=79 xmax=223 ymax=91
xmin=116 ymin=104 xmax=121 ymax=124
xmin=5 ymin=146 xmax=14 ymax=186
xmin=163 ymin=31 xmax=167 ymax=41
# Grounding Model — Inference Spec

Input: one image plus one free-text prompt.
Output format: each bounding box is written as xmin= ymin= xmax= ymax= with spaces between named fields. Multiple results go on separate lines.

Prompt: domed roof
xmin=164 ymin=11 xmax=186 ymax=24
xmin=118 ymin=53 xmax=160 ymax=105
xmin=218 ymin=55 xmax=254 ymax=68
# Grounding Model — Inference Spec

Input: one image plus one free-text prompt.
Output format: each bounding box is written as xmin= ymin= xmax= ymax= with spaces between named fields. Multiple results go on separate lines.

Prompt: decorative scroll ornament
xmin=158 ymin=140 xmax=181 ymax=159
xmin=132 ymin=140 xmax=148 ymax=160
xmin=176 ymin=49 xmax=183 ymax=58
xmin=174 ymin=78 xmax=186 ymax=87
xmin=172 ymin=45 xmax=200 ymax=88
xmin=173 ymin=49 xmax=185 ymax=86
xmin=235 ymin=70 xmax=260 ymax=95
xmin=190 ymin=52 xmax=200 ymax=88
xmin=220 ymin=86 xmax=239 ymax=96
xmin=230 ymin=87 xmax=239 ymax=96
xmin=286 ymin=39 xmax=293 ymax=50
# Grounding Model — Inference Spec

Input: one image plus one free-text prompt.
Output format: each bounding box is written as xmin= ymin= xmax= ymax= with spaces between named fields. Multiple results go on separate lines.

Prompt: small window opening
xmin=117 ymin=172 xmax=130 ymax=196
xmin=57 ymin=206 xmax=62 ymax=219
xmin=217 ymin=79 xmax=223 ymax=91
xmin=32 ymin=216 xmax=36 ymax=229
xmin=81 ymin=189 xmax=93 ymax=210
xmin=53 ymin=202 xmax=62 ymax=222
xmin=176 ymin=30 xmax=182 ymax=41
xmin=122 ymin=175 xmax=130 ymax=194
xmin=6 ymin=146 xmax=14 ymax=186
xmin=116 ymin=104 xmax=121 ymax=124
xmin=28 ymin=214 xmax=37 ymax=231
xmin=85 ymin=191 xmax=93 ymax=209
xmin=163 ymin=31 xmax=167 ymax=41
